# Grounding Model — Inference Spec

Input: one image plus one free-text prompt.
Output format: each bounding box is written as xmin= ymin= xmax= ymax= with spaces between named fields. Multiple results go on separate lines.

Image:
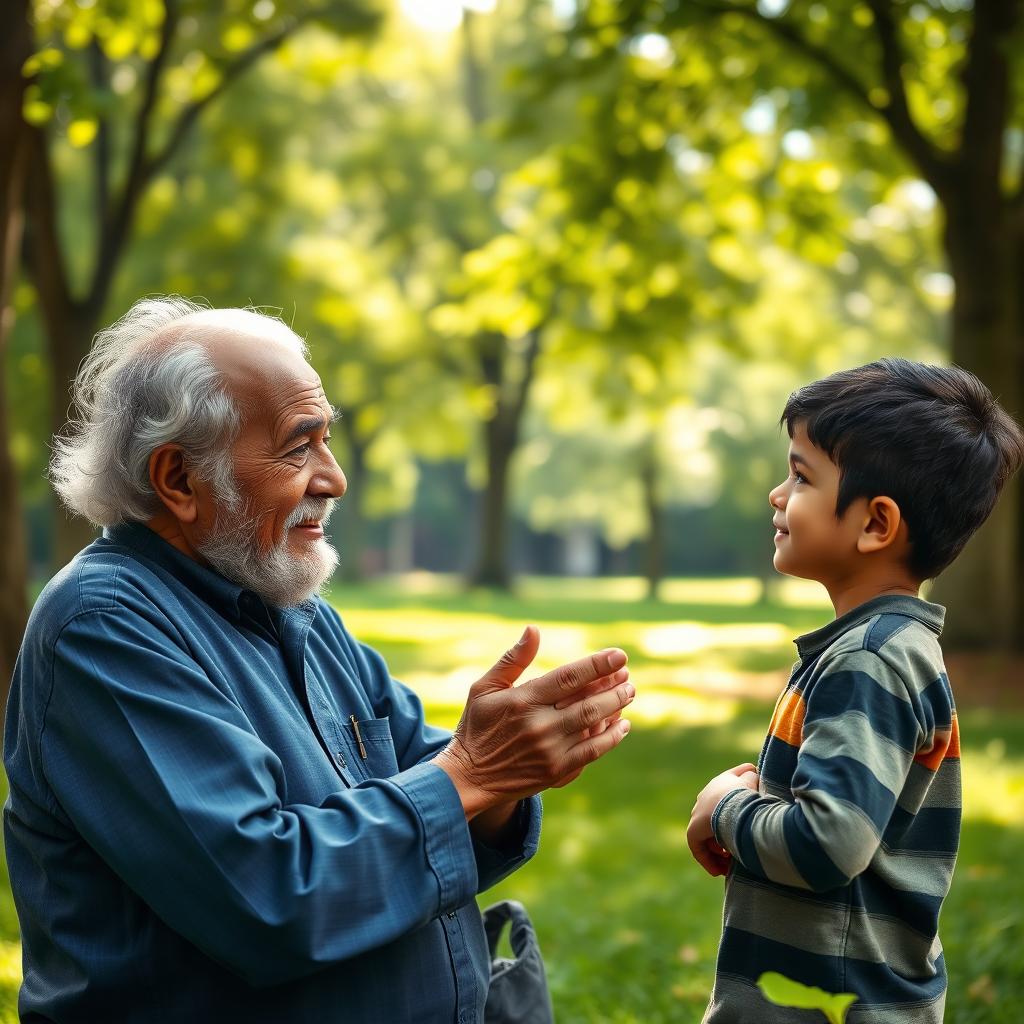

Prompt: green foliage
xmin=757 ymin=972 xmax=858 ymax=1024
xmin=6 ymin=0 xmax=958 ymax=572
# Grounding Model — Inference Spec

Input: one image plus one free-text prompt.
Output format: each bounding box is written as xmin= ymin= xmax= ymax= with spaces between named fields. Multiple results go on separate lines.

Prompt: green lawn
xmin=1 ymin=575 xmax=1021 ymax=1022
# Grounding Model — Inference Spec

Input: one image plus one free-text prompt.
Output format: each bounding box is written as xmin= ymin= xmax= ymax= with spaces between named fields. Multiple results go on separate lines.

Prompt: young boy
xmin=687 ymin=359 xmax=1024 ymax=1023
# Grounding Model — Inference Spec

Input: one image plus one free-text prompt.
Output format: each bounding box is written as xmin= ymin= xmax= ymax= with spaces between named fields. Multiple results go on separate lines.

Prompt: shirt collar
xmin=794 ymin=593 xmax=945 ymax=660
xmin=100 ymin=522 xmax=313 ymax=631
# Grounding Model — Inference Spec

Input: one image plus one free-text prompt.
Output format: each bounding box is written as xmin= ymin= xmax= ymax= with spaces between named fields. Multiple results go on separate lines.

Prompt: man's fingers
xmin=553 ymin=667 xmax=629 ymax=710
xmin=563 ymin=716 xmax=631 ymax=772
xmin=473 ymin=625 xmax=540 ymax=695
xmin=563 ymin=682 xmax=634 ymax=735
xmin=528 ymin=648 xmax=628 ymax=704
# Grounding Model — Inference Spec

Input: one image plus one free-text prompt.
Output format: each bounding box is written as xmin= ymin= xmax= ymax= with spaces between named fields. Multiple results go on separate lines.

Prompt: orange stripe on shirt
xmin=769 ymin=689 xmax=805 ymax=747
xmin=914 ymin=713 xmax=960 ymax=772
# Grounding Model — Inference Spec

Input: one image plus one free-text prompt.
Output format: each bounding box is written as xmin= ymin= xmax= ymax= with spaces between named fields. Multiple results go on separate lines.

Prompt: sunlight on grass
xmin=638 ymin=621 xmax=791 ymax=656
xmin=0 ymin=940 xmax=20 ymax=1024
xmin=339 ymin=572 xmax=833 ymax=611
xmin=2 ymin=579 xmax=1018 ymax=1024
xmin=770 ymin=577 xmax=832 ymax=609
xmin=962 ymin=739 xmax=1024 ymax=826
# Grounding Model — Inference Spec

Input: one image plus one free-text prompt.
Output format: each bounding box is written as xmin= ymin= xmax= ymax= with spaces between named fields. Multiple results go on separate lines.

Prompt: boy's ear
xmin=857 ymin=496 xmax=903 ymax=554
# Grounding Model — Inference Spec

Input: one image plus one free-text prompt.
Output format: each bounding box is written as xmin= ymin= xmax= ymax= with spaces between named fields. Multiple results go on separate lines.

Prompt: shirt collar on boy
xmin=794 ymin=594 xmax=945 ymax=661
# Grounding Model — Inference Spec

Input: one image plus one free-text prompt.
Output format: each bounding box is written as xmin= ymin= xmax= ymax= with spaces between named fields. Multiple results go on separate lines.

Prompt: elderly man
xmin=4 ymin=297 xmax=634 ymax=1023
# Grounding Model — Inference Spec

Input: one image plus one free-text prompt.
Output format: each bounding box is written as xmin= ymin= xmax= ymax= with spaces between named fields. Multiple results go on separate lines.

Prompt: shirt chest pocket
xmin=349 ymin=716 xmax=400 ymax=779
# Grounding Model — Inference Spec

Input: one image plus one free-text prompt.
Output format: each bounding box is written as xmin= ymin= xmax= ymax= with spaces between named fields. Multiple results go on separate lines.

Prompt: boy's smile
xmin=768 ymin=421 xmax=920 ymax=615
xmin=768 ymin=423 xmax=864 ymax=584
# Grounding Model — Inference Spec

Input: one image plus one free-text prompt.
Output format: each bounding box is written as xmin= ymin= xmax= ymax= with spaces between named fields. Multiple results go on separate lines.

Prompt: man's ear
xmin=857 ymin=496 xmax=903 ymax=554
xmin=149 ymin=445 xmax=199 ymax=524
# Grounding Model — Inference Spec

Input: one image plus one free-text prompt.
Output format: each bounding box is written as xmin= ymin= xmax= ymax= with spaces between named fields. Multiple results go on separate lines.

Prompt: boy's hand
xmin=687 ymin=763 xmax=759 ymax=877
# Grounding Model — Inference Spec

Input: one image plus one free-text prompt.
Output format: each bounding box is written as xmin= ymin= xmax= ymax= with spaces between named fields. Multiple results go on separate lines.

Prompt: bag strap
xmin=483 ymin=899 xmax=537 ymax=961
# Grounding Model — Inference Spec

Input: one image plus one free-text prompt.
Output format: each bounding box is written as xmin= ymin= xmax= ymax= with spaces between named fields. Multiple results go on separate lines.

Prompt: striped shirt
xmin=705 ymin=596 xmax=959 ymax=1023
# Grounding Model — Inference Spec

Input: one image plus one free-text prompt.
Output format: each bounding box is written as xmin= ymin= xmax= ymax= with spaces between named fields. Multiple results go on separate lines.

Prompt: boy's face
xmin=768 ymin=422 xmax=866 ymax=584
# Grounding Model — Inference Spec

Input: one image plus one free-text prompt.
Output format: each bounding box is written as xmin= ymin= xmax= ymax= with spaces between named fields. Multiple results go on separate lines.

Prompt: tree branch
xmin=88 ymin=40 xmax=111 ymax=238
xmin=88 ymin=0 xmax=179 ymax=311
xmin=863 ymin=0 xmax=948 ymax=188
xmin=90 ymin=6 xmax=316 ymax=312
xmin=24 ymin=128 xmax=73 ymax=321
xmin=958 ymin=0 xmax=1017 ymax=194
xmin=691 ymin=0 xmax=949 ymax=188
xmin=508 ymin=325 xmax=543 ymax=432
xmin=148 ymin=14 xmax=315 ymax=178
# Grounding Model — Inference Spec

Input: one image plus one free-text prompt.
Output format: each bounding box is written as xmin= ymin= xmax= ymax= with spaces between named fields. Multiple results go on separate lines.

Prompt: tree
xmin=0 ymin=0 xmax=33 ymax=692
xmin=529 ymin=0 xmax=1024 ymax=648
xmin=16 ymin=0 xmax=379 ymax=570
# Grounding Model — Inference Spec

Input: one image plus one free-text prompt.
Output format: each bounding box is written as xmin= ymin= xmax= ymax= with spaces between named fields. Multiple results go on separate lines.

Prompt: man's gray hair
xmin=49 ymin=296 xmax=305 ymax=527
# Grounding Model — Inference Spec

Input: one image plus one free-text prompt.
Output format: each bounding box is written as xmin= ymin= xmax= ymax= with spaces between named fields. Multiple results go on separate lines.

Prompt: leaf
xmin=757 ymin=972 xmax=859 ymax=1024
xmin=22 ymin=47 xmax=64 ymax=77
xmin=101 ymin=25 xmax=138 ymax=61
xmin=22 ymin=98 xmax=53 ymax=126
xmin=67 ymin=119 xmax=99 ymax=148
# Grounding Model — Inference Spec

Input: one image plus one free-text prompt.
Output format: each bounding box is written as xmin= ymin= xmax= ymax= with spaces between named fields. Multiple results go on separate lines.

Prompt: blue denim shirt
xmin=4 ymin=523 xmax=541 ymax=1023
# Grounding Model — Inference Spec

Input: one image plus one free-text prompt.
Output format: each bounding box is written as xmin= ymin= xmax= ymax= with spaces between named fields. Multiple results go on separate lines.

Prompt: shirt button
xmin=336 ymin=751 xmax=347 ymax=769
xmin=446 ymin=911 xmax=456 ymax=920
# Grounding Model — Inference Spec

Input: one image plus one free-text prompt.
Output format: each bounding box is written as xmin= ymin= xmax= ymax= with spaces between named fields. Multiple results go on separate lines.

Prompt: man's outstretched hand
xmin=434 ymin=625 xmax=634 ymax=819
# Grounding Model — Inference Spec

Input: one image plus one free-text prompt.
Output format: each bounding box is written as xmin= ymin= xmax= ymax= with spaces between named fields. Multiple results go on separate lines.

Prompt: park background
xmin=1 ymin=0 xmax=1023 ymax=1020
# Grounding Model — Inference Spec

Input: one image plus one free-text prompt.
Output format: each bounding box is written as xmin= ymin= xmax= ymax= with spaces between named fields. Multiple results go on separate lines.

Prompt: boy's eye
xmin=792 ymin=471 xmax=808 ymax=485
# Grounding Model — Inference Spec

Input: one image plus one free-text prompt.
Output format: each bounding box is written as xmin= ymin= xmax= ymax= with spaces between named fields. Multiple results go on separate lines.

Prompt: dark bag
xmin=482 ymin=900 xmax=555 ymax=1024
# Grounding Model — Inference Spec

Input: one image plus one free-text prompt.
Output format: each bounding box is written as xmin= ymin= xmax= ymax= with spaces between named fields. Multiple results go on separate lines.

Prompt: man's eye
xmin=289 ymin=443 xmax=311 ymax=458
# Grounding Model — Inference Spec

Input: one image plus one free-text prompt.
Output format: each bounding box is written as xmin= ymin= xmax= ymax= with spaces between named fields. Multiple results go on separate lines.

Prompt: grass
xmin=2 ymin=574 xmax=1022 ymax=1021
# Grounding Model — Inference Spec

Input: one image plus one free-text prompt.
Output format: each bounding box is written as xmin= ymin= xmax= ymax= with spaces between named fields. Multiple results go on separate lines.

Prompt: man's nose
xmin=311 ymin=449 xmax=347 ymax=499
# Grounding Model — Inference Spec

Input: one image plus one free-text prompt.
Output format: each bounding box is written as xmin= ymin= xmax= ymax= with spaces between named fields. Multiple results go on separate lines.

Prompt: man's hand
xmin=686 ymin=764 xmax=759 ymax=877
xmin=434 ymin=625 xmax=634 ymax=819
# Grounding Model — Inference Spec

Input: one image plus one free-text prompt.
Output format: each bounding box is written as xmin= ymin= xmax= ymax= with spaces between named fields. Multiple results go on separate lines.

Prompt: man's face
xmin=767 ymin=422 xmax=866 ymax=586
xmin=194 ymin=328 xmax=348 ymax=606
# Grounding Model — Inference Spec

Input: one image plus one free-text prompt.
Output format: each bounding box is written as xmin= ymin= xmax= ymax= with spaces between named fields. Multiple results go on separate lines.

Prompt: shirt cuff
xmin=473 ymin=795 xmax=542 ymax=893
xmin=388 ymin=761 xmax=479 ymax=915
xmin=711 ymin=787 xmax=759 ymax=854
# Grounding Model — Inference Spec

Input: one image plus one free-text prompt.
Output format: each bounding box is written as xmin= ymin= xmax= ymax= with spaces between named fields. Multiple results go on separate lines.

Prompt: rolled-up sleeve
xmin=42 ymin=609 xmax=480 ymax=987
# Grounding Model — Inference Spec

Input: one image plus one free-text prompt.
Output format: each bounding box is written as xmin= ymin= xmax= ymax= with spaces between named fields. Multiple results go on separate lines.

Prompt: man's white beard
xmin=196 ymin=482 xmax=339 ymax=608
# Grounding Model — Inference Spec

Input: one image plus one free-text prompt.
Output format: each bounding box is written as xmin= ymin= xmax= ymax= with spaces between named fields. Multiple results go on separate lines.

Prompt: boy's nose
xmin=768 ymin=483 xmax=785 ymax=509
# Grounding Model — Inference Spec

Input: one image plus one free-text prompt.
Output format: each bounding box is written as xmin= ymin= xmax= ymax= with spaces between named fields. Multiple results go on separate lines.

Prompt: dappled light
xmin=3 ymin=0 xmax=1024 ymax=1021
xmin=333 ymin=580 xmax=1024 ymax=1022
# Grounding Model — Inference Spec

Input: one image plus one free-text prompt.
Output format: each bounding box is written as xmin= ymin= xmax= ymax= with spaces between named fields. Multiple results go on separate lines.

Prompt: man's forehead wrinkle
xmin=267 ymin=381 xmax=333 ymax=444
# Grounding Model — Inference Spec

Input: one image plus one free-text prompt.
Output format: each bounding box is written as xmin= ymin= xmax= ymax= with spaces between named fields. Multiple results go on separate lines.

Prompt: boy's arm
xmin=710 ymin=648 xmax=934 ymax=892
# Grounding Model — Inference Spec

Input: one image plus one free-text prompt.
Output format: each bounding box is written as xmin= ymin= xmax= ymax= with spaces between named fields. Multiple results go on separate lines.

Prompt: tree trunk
xmin=45 ymin=304 xmax=102 ymax=567
xmin=929 ymin=196 xmax=1022 ymax=649
xmin=0 ymin=0 xmax=33 ymax=699
xmin=641 ymin=447 xmax=664 ymax=601
xmin=468 ymin=330 xmax=543 ymax=590
xmin=471 ymin=410 xmax=517 ymax=589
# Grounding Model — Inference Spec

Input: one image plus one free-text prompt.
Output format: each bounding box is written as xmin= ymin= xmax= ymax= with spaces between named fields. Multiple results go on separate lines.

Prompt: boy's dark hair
xmin=781 ymin=358 xmax=1024 ymax=580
